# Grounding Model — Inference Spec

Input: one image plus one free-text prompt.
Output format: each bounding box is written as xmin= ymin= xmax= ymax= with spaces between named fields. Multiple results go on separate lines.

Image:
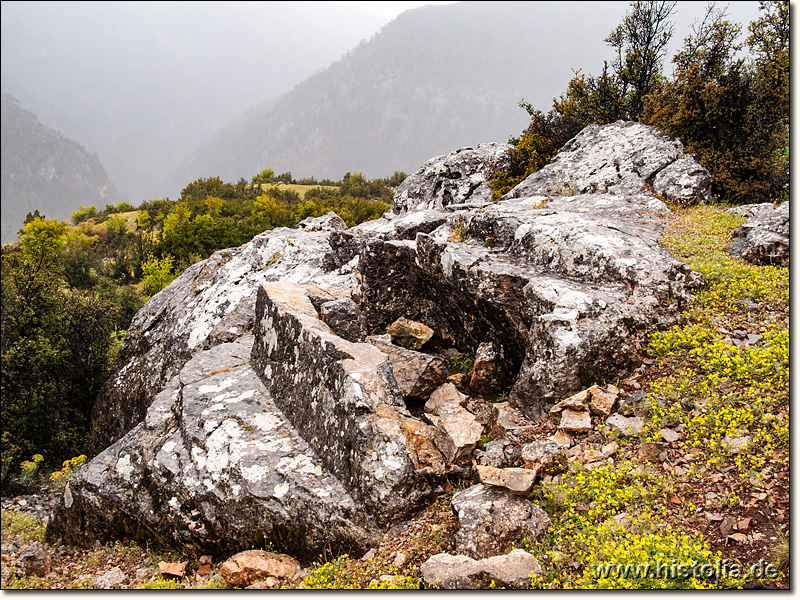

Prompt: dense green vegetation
xmin=493 ymin=1 xmax=789 ymax=205
xmin=1 ymin=169 xmax=403 ymax=481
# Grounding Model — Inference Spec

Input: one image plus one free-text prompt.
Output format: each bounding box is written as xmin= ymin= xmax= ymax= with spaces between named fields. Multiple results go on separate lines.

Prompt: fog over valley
xmin=1 ymin=1 xmax=762 ymax=242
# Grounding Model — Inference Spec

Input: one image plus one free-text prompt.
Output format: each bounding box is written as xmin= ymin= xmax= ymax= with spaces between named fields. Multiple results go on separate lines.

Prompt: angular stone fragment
xmin=559 ymin=409 xmax=592 ymax=433
xmin=521 ymin=440 xmax=566 ymax=474
xmin=491 ymin=402 xmax=532 ymax=439
xmin=452 ymin=484 xmax=551 ymax=559
xmin=549 ymin=390 xmax=590 ymax=414
xmin=721 ymin=435 xmax=751 ymax=454
xmin=481 ymin=549 xmax=544 ymax=589
xmin=659 ymin=428 xmax=680 ymax=443
xmin=95 ymin=566 xmax=128 ymax=589
xmin=638 ymin=442 xmax=666 ymax=462
xmin=159 ymin=561 xmax=187 ymax=578
xmin=369 ymin=336 xmax=449 ymax=399
xmin=421 ymin=549 xmax=542 ymax=590
xmin=425 ymin=382 xmax=468 ymax=415
xmin=600 ymin=442 xmax=618 ymax=458
xmin=550 ymin=429 xmax=572 ymax=449
xmin=476 ymin=439 xmax=510 ymax=468
xmin=14 ymin=543 xmax=50 ymax=578
xmin=434 ymin=403 xmax=483 ymax=463
xmin=399 ymin=417 xmax=447 ymax=475
xmin=589 ymin=387 xmax=617 ymax=417
xmin=221 ymin=550 xmax=300 ymax=587
xmin=420 ymin=553 xmax=488 ymax=590
xmin=476 ymin=465 xmax=538 ymax=494
xmin=466 ymin=398 xmax=492 ymax=428
xmin=605 ymin=414 xmax=645 ymax=436
xmin=388 ymin=317 xmax=434 ymax=350
xmin=469 ymin=342 xmax=501 ymax=394
xmin=319 ymin=298 xmax=367 ymax=343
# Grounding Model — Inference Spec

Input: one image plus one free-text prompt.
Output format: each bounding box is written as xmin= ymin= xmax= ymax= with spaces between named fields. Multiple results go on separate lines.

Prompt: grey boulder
xmin=728 ymin=202 xmax=788 ymax=266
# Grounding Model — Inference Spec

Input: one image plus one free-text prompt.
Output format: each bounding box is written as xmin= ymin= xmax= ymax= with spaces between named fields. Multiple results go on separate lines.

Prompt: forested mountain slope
xmin=162 ymin=1 xmax=629 ymax=195
xmin=1 ymin=94 xmax=122 ymax=243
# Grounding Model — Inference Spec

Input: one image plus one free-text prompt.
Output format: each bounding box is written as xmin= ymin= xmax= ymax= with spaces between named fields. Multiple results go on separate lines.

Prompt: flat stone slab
xmin=605 ymin=414 xmax=645 ymax=436
xmin=476 ymin=465 xmax=538 ymax=494
xmin=421 ymin=549 xmax=542 ymax=589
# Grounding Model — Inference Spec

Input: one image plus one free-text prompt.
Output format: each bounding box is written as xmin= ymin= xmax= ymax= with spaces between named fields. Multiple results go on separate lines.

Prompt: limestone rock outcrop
xmin=47 ymin=339 xmax=381 ymax=558
xmin=503 ymin=120 xmax=711 ymax=205
xmin=727 ymin=202 xmax=789 ymax=266
xmin=48 ymin=120 xmax=709 ymax=558
xmin=87 ymin=226 xmax=358 ymax=453
xmin=391 ymin=143 xmax=512 ymax=213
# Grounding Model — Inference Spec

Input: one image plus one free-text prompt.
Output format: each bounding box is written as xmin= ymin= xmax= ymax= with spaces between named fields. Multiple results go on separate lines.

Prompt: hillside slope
xmin=0 ymin=1 xmax=386 ymax=202
xmin=1 ymin=94 xmax=122 ymax=243
xmin=162 ymin=1 xmax=630 ymax=196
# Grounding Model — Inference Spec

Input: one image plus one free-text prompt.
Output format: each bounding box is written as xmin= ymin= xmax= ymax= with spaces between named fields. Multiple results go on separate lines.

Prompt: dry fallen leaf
xmin=727 ymin=533 xmax=749 ymax=544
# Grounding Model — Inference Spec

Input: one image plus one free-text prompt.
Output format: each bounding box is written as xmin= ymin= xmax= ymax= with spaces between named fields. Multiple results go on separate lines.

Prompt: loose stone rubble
xmin=451 ymin=484 xmax=551 ymax=559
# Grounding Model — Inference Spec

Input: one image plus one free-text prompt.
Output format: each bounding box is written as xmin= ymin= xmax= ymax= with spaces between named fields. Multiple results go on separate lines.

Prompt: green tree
xmin=23 ymin=209 xmax=44 ymax=225
xmin=19 ymin=217 xmax=68 ymax=270
xmin=137 ymin=209 xmax=151 ymax=230
xmin=204 ymin=196 xmax=223 ymax=219
xmin=70 ymin=204 xmax=97 ymax=225
xmin=162 ymin=202 xmax=192 ymax=234
xmin=253 ymin=193 xmax=295 ymax=228
xmin=2 ymin=231 xmax=118 ymax=479
xmin=251 ymin=168 xmax=275 ymax=185
xmin=141 ymin=254 xmax=176 ymax=297
xmin=606 ymin=0 xmax=677 ymax=119
xmin=643 ymin=1 xmax=788 ymax=202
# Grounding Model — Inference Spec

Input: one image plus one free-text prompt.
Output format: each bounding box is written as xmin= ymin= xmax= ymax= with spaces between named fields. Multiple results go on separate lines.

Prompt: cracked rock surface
xmin=47 ymin=339 xmax=379 ymax=559
xmin=727 ymin=202 xmax=789 ymax=266
xmin=391 ymin=143 xmax=512 ymax=213
xmin=502 ymin=120 xmax=711 ymax=205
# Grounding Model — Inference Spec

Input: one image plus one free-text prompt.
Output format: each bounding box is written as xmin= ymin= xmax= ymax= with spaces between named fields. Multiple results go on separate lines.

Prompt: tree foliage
xmin=1 ymin=223 xmax=123 ymax=479
xmin=643 ymin=1 xmax=789 ymax=203
xmin=496 ymin=0 xmax=790 ymax=205
xmin=606 ymin=1 xmax=677 ymax=119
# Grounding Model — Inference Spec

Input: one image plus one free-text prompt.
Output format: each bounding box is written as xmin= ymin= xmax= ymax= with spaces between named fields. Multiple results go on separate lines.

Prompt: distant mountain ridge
xmin=1 ymin=1 xmax=387 ymax=202
xmin=162 ymin=1 xmax=631 ymax=195
xmin=1 ymin=93 xmax=122 ymax=243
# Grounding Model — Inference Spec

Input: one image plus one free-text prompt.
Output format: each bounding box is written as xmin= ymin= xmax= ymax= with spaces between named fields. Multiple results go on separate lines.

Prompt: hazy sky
xmin=333 ymin=1 xmax=458 ymax=19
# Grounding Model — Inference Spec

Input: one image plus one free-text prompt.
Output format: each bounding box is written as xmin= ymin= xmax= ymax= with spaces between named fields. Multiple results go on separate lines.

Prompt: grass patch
xmin=254 ymin=183 xmax=339 ymax=199
xmin=533 ymin=461 xmax=746 ymax=589
xmin=642 ymin=206 xmax=789 ymax=480
xmin=1 ymin=510 xmax=45 ymax=543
